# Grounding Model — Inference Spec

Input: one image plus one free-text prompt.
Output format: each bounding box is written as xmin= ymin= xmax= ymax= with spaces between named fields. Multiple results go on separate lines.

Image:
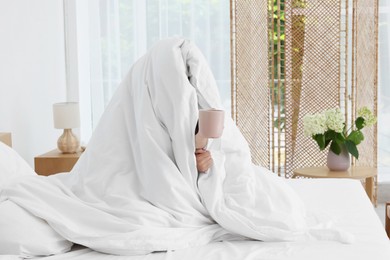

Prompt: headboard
xmin=0 ymin=133 xmax=12 ymax=147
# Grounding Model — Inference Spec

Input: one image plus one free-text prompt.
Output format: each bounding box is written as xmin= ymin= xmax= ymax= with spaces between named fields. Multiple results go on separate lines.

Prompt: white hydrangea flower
xmin=357 ymin=106 xmax=377 ymax=127
xmin=303 ymin=112 xmax=327 ymax=137
xmin=324 ymin=108 xmax=345 ymax=133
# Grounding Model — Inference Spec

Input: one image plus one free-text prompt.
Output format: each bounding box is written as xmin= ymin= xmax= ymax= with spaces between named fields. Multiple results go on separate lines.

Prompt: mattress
xmin=25 ymin=178 xmax=389 ymax=260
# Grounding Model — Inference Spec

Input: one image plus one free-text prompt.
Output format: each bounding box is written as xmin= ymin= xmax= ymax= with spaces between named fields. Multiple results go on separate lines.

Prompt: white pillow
xmin=0 ymin=142 xmax=35 ymax=187
xmin=0 ymin=143 xmax=73 ymax=257
xmin=0 ymin=200 xmax=73 ymax=258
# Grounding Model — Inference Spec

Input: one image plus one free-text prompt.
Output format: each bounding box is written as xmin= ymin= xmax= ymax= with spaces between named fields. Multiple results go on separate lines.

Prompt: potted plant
xmin=303 ymin=107 xmax=377 ymax=171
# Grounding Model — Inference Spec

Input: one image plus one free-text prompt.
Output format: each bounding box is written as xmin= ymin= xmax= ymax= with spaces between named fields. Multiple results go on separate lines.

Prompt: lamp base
xmin=57 ymin=129 xmax=79 ymax=154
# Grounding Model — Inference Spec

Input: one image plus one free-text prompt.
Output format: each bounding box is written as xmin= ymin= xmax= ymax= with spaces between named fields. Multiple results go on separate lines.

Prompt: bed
xmin=2 ymin=178 xmax=387 ymax=259
xmin=14 ymin=179 xmax=382 ymax=260
xmin=2 ymin=185 xmax=389 ymax=259
xmin=1 ymin=140 xmax=389 ymax=259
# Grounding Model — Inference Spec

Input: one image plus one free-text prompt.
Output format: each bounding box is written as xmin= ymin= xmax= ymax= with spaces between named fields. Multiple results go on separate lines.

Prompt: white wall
xmin=0 ymin=0 xmax=67 ymax=166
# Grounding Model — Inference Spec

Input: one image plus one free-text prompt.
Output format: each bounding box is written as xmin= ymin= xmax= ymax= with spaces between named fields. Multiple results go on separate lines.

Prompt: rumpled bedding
xmin=0 ymin=38 xmax=352 ymax=257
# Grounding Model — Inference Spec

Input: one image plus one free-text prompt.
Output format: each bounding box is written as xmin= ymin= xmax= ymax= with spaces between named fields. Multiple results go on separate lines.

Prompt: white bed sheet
xmin=20 ymin=178 xmax=389 ymax=260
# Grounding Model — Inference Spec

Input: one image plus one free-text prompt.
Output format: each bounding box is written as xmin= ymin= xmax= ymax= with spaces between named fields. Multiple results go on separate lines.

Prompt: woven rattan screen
xmin=283 ymin=0 xmax=347 ymax=176
xmin=230 ymin=0 xmax=270 ymax=167
xmin=352 ymin=0 xmax=378 ymax=168
xmin=230 ymin=0 xmax=378 ymax=176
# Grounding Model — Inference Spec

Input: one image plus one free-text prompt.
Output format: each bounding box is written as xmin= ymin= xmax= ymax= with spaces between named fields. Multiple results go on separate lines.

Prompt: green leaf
xmin=330 ymin=141 xmax=341 ymax=155
xmin=325 ymin=130 xmax=336 ymax=141
xmin=355 ymin=117 xmax=365 ymax=130
xmin=347 ymin=130 xmax=364 ymax=145
xmin=313 ymin=134 xmax=326 ymax=150
xmin=335 ymin=132 xmax=346 ymax=144
xmin=324 ymin=130 xmax=335 ymax=149
xmin=345 ymin=140 xmax=359 ymax=159
xmin=325 ymin=139 xmax=332 ymax=149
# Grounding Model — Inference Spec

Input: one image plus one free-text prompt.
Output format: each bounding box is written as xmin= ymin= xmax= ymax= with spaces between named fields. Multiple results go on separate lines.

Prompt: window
xmin=379 ymin=0 xmax=390 ymax=181
xmin=67 ymin=0 xmax=231 ymax=142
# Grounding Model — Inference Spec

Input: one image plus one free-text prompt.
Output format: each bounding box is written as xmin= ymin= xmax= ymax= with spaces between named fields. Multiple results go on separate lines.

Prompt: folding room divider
xmin=230 ymin=0 xmax=378 ymax=178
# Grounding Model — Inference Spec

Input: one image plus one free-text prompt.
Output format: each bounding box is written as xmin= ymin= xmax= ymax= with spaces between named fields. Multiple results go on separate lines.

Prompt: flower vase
xmin=327 ymin=145 xmax=350 ymax=171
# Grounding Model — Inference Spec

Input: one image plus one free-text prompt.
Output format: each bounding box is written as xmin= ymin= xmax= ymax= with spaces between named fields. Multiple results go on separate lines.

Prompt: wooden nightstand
xmin=292 ymin=166 xmax=377 ymax=204
xmin=34 ymin=149 xmax=82 ymax=176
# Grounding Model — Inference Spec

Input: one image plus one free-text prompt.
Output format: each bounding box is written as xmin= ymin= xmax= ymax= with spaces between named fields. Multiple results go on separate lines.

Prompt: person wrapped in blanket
xmin=0 ymin=38 xmax=354 ymax=258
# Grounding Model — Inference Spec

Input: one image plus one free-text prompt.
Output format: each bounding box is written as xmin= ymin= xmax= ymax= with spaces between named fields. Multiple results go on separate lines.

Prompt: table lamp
xmin=53 ymin=102 xmax=80 ymax=153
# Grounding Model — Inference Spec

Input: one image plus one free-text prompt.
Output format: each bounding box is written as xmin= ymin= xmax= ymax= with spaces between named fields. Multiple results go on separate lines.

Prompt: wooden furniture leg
xmin=386 ymin=203 xmax=390 ymax=239
xmin=365 ymin=177 xmax=374 ymax=203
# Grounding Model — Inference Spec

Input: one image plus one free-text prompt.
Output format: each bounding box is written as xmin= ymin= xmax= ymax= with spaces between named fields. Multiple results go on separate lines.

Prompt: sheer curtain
xmin=76 ymin=0 xmax=230 ymax=142
xmin=379 ymin=1 xmax=390 ymax=181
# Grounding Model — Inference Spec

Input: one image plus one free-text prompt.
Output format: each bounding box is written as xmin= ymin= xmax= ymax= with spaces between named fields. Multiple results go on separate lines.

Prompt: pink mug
xmin=198 ymin=109 xmax=225 ymax=138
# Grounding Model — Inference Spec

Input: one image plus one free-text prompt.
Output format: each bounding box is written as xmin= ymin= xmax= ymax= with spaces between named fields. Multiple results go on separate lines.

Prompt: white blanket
xmin=0 ymin=38 xmax=352 ymax=256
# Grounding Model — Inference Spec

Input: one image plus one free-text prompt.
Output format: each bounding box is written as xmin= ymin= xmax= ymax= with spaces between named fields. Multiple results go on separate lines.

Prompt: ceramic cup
xmin=198 ymin=109 xmax=225 ymax=138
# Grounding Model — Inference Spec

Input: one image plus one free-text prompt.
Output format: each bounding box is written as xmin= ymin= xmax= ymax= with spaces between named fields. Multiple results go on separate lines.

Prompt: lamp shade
xmin=53 ymin=102 xmax=80 ymax=129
